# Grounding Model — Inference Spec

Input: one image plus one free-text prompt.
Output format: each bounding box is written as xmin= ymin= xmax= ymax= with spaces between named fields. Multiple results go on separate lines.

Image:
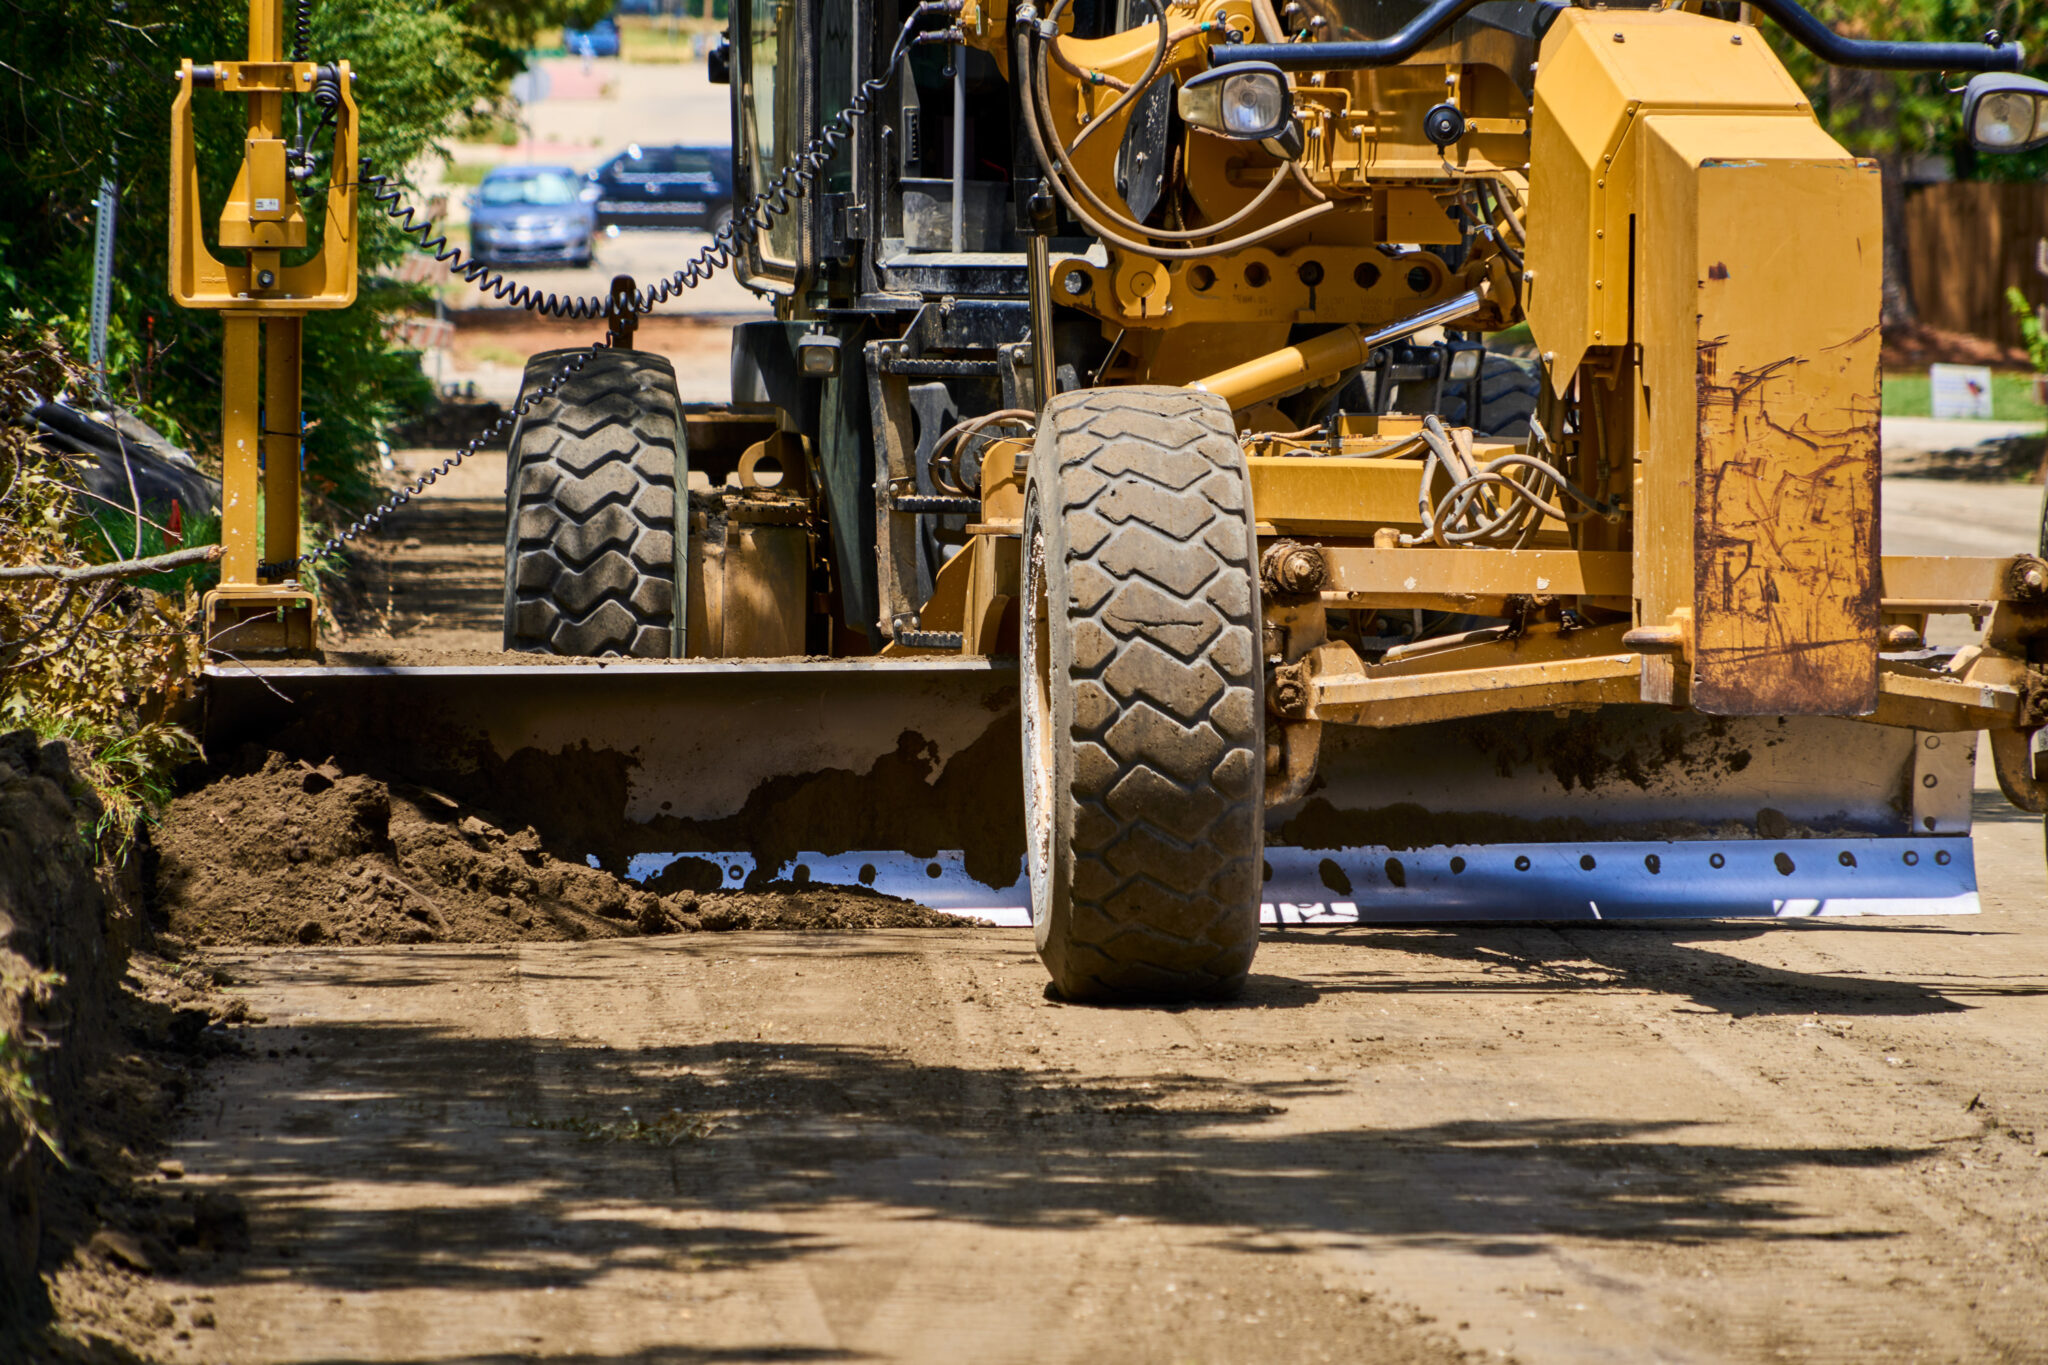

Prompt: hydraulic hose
xmin=1029 ymin=2 xmax=1325 ymax=240
xmin=1060 ymin=0 xmax=1169 ymax=153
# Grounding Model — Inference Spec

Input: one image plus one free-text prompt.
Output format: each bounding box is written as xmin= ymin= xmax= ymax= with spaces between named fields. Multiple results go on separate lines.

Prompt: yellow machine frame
xmin=890 ymin=0 xmax=2048 ymax=816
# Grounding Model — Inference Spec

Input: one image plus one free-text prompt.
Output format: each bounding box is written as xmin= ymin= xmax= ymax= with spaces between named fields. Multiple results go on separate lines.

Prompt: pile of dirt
xmin=0 ymin=731 xmax=252 ymax=1357
xmin=1884 ymin=432 xmax=2047 ymax=483
xmin=0 ymin=733 xmax=136 ymax=1320
xmin=1881 ymin=319 xmax=2030 ymax=369
xmin=152 ymin=750 xmax=974 ymax=949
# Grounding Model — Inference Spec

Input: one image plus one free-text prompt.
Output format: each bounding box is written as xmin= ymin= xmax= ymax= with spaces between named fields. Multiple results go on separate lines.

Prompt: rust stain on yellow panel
xmin=1693 ymin=327 xmax=1880 ymax=715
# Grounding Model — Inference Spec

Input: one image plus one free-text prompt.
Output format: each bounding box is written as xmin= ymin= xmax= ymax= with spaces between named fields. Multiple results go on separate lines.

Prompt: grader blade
xmin=201 ymin=659 xmax=1031 ymax=915
xmin=1265 ymin=707 xmax=1979 ymax=925
xmin=202 ymin=664 xmax=1978 ymax=928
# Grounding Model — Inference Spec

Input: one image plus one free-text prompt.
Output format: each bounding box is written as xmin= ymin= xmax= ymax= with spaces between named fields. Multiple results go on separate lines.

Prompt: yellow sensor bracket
xmin=172 ymin=2 xmax=362 ymax=654
xmin=169 ymin=55 xmax=359 ymax=309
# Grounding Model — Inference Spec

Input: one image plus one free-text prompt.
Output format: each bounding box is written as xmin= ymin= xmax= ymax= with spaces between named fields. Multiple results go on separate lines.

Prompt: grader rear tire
xmin=503 ymin=348 xmax=684 ymax=657
xmin=1022 ymin=387 xmax=1265 ymax=1002
xmin=1441 ymin=352 xmax=1543 ymax=437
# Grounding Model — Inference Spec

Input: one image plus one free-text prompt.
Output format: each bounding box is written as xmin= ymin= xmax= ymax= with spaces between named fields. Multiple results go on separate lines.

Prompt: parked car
xmin=564 ymin=18 xmax=620 ymax=58
xmin=587 ymin=144 xmax=734 ymax=233
xmin=468 ymin=165 xmax=597 ymax=268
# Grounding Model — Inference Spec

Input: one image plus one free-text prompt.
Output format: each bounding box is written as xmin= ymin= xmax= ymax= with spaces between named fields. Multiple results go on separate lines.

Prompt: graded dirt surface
xmin=145 ymin=777 xmax=2048 ymax=1364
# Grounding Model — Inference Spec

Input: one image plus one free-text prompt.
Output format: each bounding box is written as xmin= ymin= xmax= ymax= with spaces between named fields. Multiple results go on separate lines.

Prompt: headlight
xmin=1976 ymin=90 xmax=2037 ymax=146
xmin=1962 ymin=72 xmax=2048 ymax=156
xmin=1221 ymin=72 xmax=1287 ymax=137
xmin=1178 ymin=62 xmax=1293 ymax=143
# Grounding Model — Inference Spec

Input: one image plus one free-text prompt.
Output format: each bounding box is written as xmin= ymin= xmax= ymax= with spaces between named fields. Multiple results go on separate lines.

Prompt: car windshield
xmin=479 ymin=172 xmax=581 ymax=207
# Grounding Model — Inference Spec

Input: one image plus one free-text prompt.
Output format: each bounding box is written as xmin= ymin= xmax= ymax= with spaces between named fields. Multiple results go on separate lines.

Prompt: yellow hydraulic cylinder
xmin=1189 ymin=323 xmax=1374 ymax=411
xmin=1188 ymin=290 xmax=1484 ymax=410
xmin=219 ymin=314 xmax=264 ymax=587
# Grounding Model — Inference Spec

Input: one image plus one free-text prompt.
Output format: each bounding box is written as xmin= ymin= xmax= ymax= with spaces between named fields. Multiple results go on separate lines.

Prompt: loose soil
xmin=153 ymin=750 xmax=975 ymax=950
xmin=1 ymin=733 xmax=267 ymax=1363
xmin=321 ymin=447 xmax=510 ymax=654
xmin=1880 ymin=318 xmax=2031 ymax=370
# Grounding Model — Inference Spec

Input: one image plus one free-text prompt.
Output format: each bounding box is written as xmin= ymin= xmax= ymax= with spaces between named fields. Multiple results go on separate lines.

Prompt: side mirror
xmin=708 ymin=32 xmax=731 ymax=86
xmin=1178 ymin=62 xmax=1296 ymax=153
xmin=1964 ymin=72 xmax=2048 ymax=154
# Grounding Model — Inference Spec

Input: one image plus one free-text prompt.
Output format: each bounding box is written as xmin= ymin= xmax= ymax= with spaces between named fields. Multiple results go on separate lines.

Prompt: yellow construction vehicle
xmin=183 ymin=0 xmax=2048 ymax=1001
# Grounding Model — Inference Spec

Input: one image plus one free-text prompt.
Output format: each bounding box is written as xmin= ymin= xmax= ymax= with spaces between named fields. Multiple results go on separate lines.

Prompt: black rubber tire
xmin=1021 ymin=386 xmax=1264 ymax=1002
xmin=1440 ymin=352 xmax=1543 ymax=437
xmin=503 ymin=348 xmax=684 ymax=657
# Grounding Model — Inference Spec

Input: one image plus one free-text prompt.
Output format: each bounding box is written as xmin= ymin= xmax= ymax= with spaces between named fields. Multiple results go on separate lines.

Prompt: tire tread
xmin=1032 ymin=387 xmax=1263 ymax=1001
xmin=504 ymin=348 xmax=683 ymax=657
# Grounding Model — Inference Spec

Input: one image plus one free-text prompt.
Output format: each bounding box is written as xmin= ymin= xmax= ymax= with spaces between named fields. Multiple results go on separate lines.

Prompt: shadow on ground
xmin=160 ymin=933 xmax=1962 ymax=1313
xmin=1263 ymin=916 xmax=2043 ymax=1018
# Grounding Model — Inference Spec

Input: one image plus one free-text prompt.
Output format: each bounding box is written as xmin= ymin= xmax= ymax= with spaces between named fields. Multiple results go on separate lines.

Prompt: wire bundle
xmin=929 ymin=409 xmax=1036 ymax=496
xmin=1401 ymin=414 xmax=1613 ymax=549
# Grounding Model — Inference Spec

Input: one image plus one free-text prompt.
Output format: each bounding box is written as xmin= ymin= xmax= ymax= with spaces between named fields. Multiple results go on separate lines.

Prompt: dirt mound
xmin=1884 ymin=432 xmax=2047 ymax=483
xmin=1 ymin=733 xmax=138 ymax=1321
xmin=1882 ymin=319 xmax=2030 ymax=369
xmin=153 ymin=751 xmax=975 ymax=949
xmin=0 ymin=731 xmax=248 ymax=1355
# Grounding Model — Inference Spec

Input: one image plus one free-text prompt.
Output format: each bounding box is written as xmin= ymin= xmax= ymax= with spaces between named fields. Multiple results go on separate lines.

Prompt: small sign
xmin=509 ymin=67 xmax=552 ymax=105
xmin=1930 ymin=363 xmax=1994 ymax=420
xmin=253 ymin=197 xmax=280 ymax=213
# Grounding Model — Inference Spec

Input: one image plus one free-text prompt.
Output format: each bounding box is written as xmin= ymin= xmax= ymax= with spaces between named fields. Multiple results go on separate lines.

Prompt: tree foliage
xmin=0 ymin=0 xmax=599 ymax=503
xmin=1761 ymin=0 xmax=2047 ymax=174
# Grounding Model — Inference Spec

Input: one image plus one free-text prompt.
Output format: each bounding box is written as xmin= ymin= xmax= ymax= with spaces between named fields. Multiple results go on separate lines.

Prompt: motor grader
xmin=180 ymin=0 xmax=2048 ymax=1000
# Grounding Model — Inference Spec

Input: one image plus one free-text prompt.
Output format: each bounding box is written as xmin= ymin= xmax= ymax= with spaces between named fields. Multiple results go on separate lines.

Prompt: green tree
xmin=1759 ymin=0 xmax=2046 ymax=324
xmin=0 ymin=0 xmax=600 ymax=503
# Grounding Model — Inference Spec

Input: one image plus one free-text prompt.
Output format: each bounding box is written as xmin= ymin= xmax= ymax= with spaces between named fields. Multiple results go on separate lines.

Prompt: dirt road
xmin=161 ymin=827 xmax=2048 ymax=1365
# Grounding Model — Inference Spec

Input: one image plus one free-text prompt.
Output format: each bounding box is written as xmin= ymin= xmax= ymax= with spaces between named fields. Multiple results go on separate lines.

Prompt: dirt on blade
xmin=152 ymin=750 xmax=978 ymax=949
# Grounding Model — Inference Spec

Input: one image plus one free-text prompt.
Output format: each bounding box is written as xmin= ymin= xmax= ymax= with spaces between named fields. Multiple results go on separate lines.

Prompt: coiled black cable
xmin=264 ymin=347 xmax=607 ymax=576
xmin=351 ymin=2 xmax=955 ymax=323
xmin=292 ymin=0 xmax=314 ymax=64
xmin=310 ymin=65 xmax=341 ymax=113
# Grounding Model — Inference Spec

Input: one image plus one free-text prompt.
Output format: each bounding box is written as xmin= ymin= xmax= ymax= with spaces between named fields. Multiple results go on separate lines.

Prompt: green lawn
xmin=1882 ymin=370 xmax=2046 ymax=422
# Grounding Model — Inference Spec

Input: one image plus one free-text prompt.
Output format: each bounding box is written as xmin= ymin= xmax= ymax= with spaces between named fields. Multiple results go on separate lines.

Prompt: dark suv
xmin=587 ymin=145 xmax=734 ymax=233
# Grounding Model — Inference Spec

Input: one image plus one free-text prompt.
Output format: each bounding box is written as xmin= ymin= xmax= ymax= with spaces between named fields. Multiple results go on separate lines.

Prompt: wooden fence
xmin=1904 ymin=180 xmax=2048 ymax=352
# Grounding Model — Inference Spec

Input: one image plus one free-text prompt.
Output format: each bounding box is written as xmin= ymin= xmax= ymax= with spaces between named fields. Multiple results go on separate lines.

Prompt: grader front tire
xmin=503 ymin=348 xmax=685 ymax=658
xmin=1022 ymin=387 xmax=1265 ymax=1003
